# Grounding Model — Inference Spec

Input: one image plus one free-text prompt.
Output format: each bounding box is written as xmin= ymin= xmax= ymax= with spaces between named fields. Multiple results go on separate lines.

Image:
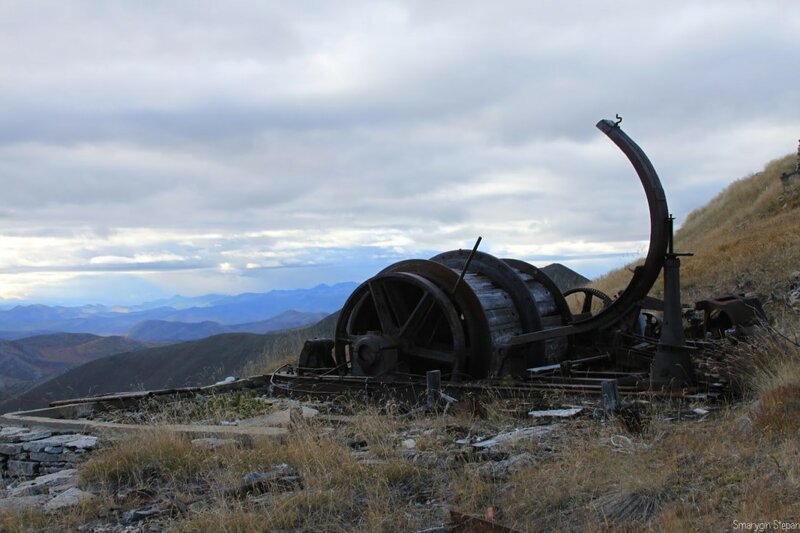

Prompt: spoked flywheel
xmin=563 ymin=287 xmax=613 ymax=319
xmin=335 ymin=270 xmax=468 ymax=377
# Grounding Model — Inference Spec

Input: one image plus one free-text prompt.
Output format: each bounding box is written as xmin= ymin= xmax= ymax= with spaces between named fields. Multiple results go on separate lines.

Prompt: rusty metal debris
xmin=33 ymin=119 xmax=767 ymax=412
xmin=689 ymin=294 xmax=767 ymax=339
xmin=276 ymin=118 xmax=767 ymax=399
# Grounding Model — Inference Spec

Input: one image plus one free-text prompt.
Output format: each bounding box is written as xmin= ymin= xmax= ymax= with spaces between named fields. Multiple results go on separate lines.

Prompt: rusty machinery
xmin=295 ymin=119 xmax=766 ymax=391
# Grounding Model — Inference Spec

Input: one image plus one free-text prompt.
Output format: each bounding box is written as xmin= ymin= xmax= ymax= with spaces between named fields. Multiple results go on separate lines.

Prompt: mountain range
xmin=0 ymin=282 xmax=357 ymax=338
xmin=126 ymin=309 xmax=328 ymax=342
xmin=0 ymin=283 xmax=354 ymax=404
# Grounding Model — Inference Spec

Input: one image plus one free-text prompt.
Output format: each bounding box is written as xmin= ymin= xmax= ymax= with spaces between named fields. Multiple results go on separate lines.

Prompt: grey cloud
xmin=0 ymin=260 xmax=208 ymax=274
xmin=1 ymin=1 xmax=799 ymax=302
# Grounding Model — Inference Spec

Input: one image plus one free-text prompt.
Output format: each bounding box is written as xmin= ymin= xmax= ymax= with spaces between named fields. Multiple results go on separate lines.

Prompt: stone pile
xmin=0 ymin=426 xmax=98 ymax=480
xmin=0 ymin=468 xmax=96 ymax=512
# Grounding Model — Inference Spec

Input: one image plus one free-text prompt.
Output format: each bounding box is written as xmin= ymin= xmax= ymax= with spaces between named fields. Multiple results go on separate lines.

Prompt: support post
xmin=601 ymin=379 xmax=620 ymax=412
xmin=651 ymin=216 xmax=697 ymax=389
xmin=426 ymin=370 xmax=441 ymax=409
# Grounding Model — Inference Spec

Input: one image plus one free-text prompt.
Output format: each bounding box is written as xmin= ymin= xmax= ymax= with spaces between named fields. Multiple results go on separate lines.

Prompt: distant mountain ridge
xmin=127 ymin=310 xmax=328 ymax=342
xmin=0 ymin=283 xmax=357 ymax=336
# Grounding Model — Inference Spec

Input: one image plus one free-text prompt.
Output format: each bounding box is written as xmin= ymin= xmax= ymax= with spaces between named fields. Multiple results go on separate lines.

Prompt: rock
xmin=472 ymin=426 xmax=554 ymax=450
xmin=528 ymin=407 xmax=583 ymax=418
xmin=401 ymin=438 xmax=417 ymax=449
xmin=0 ymin=443 xmax=23 ymax=455
xmin=403 ymin=450 xmax=458 ymax=469
xmin=29 ymin=451 xmax=63 ymax=463
xmin=0 ymin=427 xmax=28 ymax=440
xmin=18 ymin=429 xmax=53 ymax=442
xmin=122 ymin=503 xmax=165 ymax=525
xmin=10 ymin=469 xmax=77 ymax=497
xmin=40 ymin=465 xmax=71 ymax=475
xmin=240 ymin=406 xmax=320 ymax=428
xmin=0 ymin=494 xmax=48 ymax=511
xmin=23 ymin=435 xmax=84 ymax=453
xmin=65 ymin=435 xmax=98 ymax=450
xmin=476 ymin=453 xmax=535 ymax=480
xmin=191 ymin=438 xmax=238 ymax=450
xmin=226 ymin=465 xmax=303 ymax=497
xmin=26 ymin=450 xmax=83 ymax=465
xmin=7 ymin=460 xmax=38 ymax=477
xmin=241 ymin=464 xmax=294 ymax=483
xmin=734 ymin=412 xmax=755 ymax=436
xmin=44 ymin=487 xmax=95 ymax=511
xmin=0 ymin=427 xmax=52 ymax=443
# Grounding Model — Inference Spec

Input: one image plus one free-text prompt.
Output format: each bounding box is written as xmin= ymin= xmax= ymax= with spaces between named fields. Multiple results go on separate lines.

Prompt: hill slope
xmin=126 ymin=320 xmax=229 ymax=342
xmin=0 ymin=333 xmax=150 ymax=397
xmin=0 ymin=313 xmax=337 ymax=412
xmin=594 ymin=153 xmax=800 ymax=327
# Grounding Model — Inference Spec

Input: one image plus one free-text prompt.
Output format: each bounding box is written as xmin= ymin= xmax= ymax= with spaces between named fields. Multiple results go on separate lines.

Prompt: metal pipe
xmin=451 ymin=236 xmax=482 ymax=294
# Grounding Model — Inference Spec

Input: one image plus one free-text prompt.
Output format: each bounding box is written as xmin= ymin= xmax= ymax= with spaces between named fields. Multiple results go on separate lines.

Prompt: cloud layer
xmin=1 ymin=1 xmax=798 ymax=304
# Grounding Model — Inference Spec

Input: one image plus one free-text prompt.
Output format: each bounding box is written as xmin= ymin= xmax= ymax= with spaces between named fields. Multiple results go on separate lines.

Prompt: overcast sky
xmin=1 ymin=1 xmax=798 ymax=306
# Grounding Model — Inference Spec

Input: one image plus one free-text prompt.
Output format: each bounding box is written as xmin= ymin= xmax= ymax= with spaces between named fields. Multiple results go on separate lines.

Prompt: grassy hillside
xmin=0 ymin=314 xmax=337 ymax=412
xmin=0 ymin=333 xmax=150 ymax=399
xmin=594 ymin=153 xmax=800 ymax=328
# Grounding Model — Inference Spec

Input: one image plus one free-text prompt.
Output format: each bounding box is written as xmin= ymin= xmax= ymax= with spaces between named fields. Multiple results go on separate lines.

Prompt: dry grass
xmin=727 ymin=328 xmax=800 ymax=439
xmin=727 ymin=330 xmax=800 ymax=395
xmin=79 ymin=430 xmax=224 ymax=491
xmin=462 ymin=408 xmax=800 ymax=530
xmin=0 ymin=496 xmax=111 ymax=533
xmin=6 ymin=353 xmax=800 ymax=532
xmin=70 ymin=411 xmax=442 ymax=531
xmin=94 ymin=392 xmax=276 ymax=426
xmin=752 ymin=384 xmax=800 ymax=438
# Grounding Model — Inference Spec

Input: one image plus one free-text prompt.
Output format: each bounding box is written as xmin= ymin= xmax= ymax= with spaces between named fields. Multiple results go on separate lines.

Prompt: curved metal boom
xmin=506 ymin=119 xmax=670 ymax=347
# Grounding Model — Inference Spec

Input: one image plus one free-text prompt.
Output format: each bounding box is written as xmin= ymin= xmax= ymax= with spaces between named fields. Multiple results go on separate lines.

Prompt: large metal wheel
xmin=335 ymin=270 xmax=468 ymax=378
xmin=563 ymin=287 xmax=613 ymax=319
xmin=378 ymin=259 xmax=493 ymax=378
xmin=334 ymin=251 xmax=574 ymax=379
